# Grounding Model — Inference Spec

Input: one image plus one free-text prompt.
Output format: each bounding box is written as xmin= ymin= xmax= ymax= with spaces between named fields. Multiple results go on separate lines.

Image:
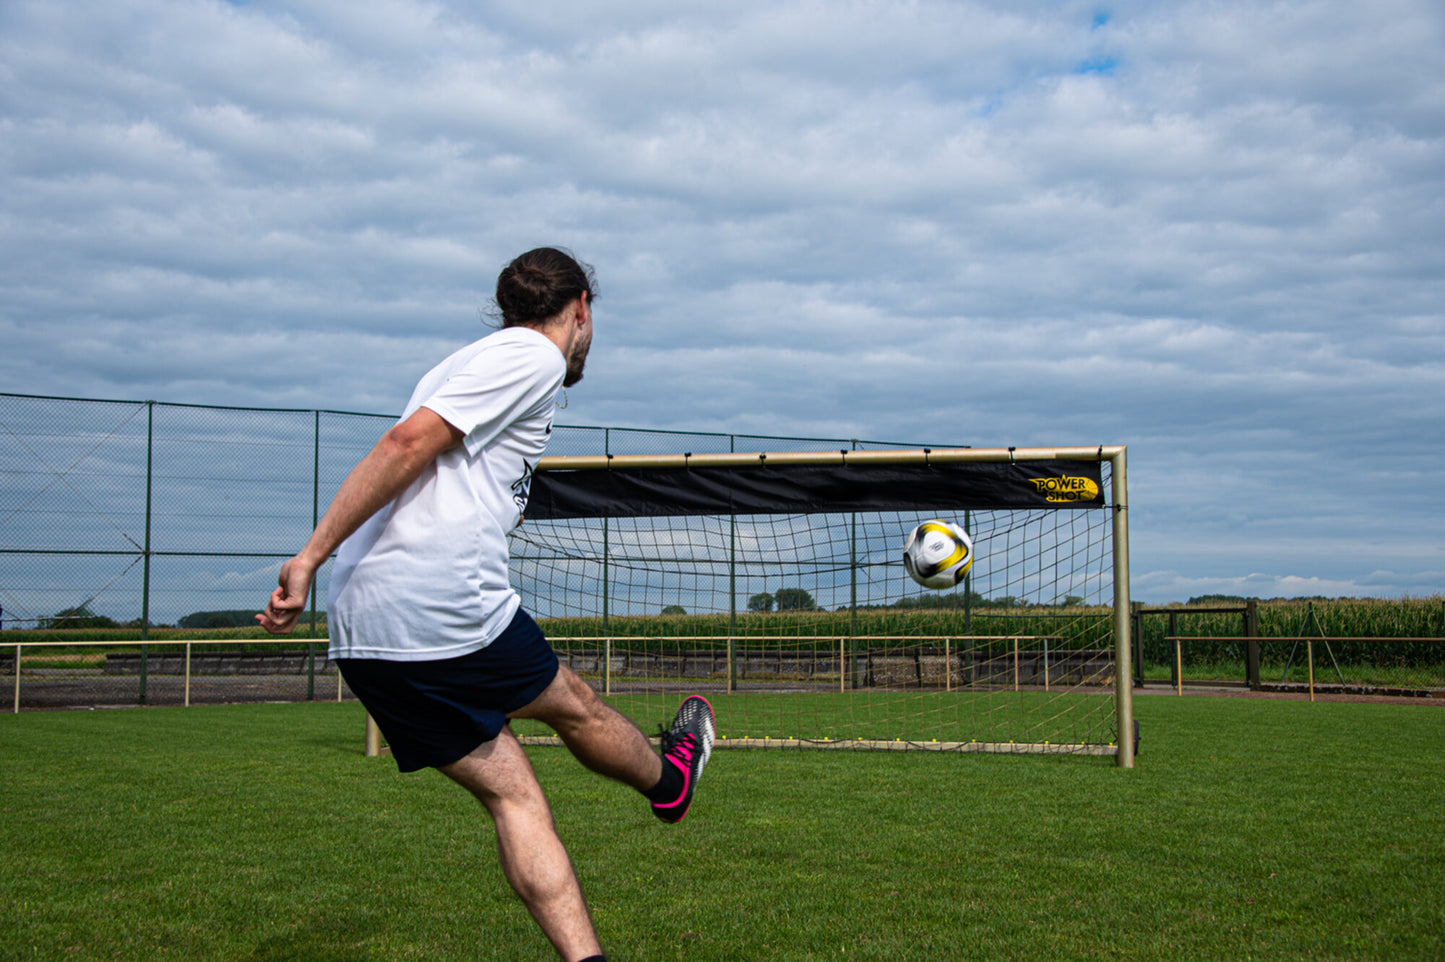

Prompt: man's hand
xmin=256 ymin=557 xmax=315 ymax=634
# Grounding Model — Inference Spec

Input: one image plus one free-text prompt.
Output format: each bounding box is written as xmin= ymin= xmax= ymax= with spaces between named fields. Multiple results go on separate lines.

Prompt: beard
xmin=563 ymin=331 xmax=590 ymax=387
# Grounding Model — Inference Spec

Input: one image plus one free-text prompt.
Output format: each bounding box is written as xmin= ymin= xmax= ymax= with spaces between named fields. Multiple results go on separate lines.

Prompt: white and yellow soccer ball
xmin=902 ymin=519 xmax=974 ymax=589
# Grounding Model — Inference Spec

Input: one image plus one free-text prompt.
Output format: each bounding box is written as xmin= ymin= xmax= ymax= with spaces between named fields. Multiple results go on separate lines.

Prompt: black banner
xmin=526 ymin=459 xmax=1104 ymax=520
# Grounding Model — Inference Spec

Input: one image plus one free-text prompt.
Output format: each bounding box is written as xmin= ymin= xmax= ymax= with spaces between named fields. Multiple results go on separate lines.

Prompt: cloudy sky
xmin=2 ymin=0 xmax=1442 ymax=604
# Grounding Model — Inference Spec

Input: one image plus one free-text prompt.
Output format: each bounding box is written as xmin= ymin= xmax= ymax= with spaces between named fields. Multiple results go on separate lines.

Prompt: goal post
xmin=504 ymin=445 xmax=1134 ymax=767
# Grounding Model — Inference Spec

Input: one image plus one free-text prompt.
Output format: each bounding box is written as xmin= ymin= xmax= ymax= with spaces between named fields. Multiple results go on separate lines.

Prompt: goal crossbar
xmin=537 ymin=444 xmax=1125 ymax=472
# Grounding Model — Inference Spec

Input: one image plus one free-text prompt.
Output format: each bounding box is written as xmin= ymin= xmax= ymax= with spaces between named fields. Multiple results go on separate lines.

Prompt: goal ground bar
xmin=516 ymin=734 xmax=1118 ymax=755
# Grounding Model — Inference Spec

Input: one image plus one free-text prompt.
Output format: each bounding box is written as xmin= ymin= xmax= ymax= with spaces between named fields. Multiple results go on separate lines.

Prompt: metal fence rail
xmin=1162 ymin=636 xmax=1445 ymax=698
xmin=9 ymin=635 xmax=1120 ymax=713
xmin=7 ymin=638 xmax=351 ymax=712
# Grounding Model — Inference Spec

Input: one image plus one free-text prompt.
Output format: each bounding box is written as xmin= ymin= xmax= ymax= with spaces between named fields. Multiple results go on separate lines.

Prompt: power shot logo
xmin=1028 ymin=475 xmax=1100 ymax=503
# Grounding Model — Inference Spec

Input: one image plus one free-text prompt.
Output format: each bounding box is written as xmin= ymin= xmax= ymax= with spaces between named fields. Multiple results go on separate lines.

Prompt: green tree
xmin=774 ymin=588 xmax=816 ymax=611
xmin=660 ymin=605 xmax=687 ymax=615
xmin=179 ymin=609 xmax=269 ymax=629
xmin=747 ymin=592 xmax=775 ymax=612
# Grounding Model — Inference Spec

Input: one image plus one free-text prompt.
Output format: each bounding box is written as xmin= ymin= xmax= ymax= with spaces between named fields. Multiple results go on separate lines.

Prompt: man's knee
xmin=516 ymin=665 xmax=606 ymax=728
xmin=552 ymin=669 xmax=610 ymax=726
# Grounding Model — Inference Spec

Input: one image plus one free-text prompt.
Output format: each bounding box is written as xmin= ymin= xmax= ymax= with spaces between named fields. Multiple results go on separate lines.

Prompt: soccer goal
xmin=506 ymin=445 xmax=1135 ymax=767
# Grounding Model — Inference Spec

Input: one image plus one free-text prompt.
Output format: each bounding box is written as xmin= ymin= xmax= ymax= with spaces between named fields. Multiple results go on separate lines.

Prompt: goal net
xmin=505 ymin=445 xmax=1134 ymax=766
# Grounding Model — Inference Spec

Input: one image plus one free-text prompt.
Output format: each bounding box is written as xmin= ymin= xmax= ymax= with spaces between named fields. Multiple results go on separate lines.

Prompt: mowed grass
xmin=3 ymin=696 xmax=1444 ymax=961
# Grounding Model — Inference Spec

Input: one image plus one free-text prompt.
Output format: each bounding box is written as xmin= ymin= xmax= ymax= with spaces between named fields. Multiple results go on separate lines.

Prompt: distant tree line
xmin=38 ymin=605 xmax=123 ymax=629
xmin=33 ymin=605 xmax=167 ymax=629
xmin=177 ymin=610 xmax=274 ymax=629
xmin=740 ymin=588 xmax=1086 ymax=612
xmin=745 ymin=588 xmax=819 ymax=612
xmin=865 ymin=589 xmax=1085 ymax=611
xmin=27 ymin=607 xmax=317 ymax=630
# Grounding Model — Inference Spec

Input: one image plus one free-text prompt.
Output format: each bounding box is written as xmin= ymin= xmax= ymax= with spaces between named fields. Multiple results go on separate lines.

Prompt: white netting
xmin=508 ymin=458 xmax=1122 ymax=755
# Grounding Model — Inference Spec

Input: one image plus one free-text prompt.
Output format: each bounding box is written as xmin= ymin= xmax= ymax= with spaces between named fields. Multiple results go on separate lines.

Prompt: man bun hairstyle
xmin=494 ymin=247 xmax=597 ymax=328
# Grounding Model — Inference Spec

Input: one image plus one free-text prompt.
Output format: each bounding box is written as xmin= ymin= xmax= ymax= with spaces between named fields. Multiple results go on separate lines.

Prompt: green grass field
xmin=4 ymin=695 xmax=1443 ymax=960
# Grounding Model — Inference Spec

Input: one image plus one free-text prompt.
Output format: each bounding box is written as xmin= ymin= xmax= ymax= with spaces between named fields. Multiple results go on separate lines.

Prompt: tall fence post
xmin=1245 ymin=599 xmax=1260 ymax=689
xmin=1175 ymin=637 xmax=1183 ymax=696
xmin=1131 ymin=601 xmax=1144 ymax=687
xmin=139 ymin=401 xmax=154 ymax=705
xmin=1168 ymin=610 xmax=1178 ymax=689
xmin=1307 ymin=640 xmax=1316 ymax=701
xmin=307 ymin=409 xmax=320 ymax=700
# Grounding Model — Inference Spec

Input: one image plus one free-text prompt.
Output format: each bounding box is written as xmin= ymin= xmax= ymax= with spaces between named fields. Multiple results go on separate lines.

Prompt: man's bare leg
xmin=510 ymin=665 xmax=663 ymax=792
xmin=439 ymin=728 xmax=603 ymax=962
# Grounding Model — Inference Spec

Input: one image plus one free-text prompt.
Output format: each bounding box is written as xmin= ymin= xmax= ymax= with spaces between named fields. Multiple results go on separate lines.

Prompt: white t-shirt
xmin=327 ymin=326 xmax=564 ymax=661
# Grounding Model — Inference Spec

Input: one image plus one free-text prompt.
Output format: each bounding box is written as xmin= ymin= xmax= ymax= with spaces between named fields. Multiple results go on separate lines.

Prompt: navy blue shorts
xmin=337 ymin=608 xmax=560 ymax=773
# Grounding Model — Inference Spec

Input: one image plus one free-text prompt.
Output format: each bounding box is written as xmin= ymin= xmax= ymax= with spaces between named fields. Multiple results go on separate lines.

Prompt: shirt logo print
xmin=512 ymin=460 xmax=535 ymax=511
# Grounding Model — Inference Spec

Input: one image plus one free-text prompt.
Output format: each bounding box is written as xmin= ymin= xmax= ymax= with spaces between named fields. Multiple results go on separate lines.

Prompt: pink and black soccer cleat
xmin=650 ymin=696 xmax=715 ymax=824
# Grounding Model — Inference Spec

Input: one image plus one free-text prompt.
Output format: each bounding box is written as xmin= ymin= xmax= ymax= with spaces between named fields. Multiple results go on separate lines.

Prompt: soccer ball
xmin=902 ymin=520 xmax=974 ymax=589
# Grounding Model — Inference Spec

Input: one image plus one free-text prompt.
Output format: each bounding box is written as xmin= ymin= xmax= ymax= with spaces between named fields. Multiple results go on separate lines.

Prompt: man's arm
xmin=257 ymin=406 xmax=464 ymax=634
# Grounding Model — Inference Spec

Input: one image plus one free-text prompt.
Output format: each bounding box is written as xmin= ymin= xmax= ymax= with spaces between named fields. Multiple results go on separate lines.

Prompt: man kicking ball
xmin=258 ymin=247 xmax=715 ymax=962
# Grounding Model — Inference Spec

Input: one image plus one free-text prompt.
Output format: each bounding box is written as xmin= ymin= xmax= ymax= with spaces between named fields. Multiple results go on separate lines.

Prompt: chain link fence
xmin=2 ymin=392 xmax=945 ymax=633
xmin=1 ymin=392 xmax=944 ymax=710
xmin=9 ymin=391 xmax=1439 ymax=711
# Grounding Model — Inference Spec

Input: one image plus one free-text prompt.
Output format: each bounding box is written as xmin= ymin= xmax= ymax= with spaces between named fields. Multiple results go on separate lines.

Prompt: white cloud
xmin=1 ymin=0 xmax=1442 ymax=602
xmin=1133 ymin=569 xmax=1445 ymax=605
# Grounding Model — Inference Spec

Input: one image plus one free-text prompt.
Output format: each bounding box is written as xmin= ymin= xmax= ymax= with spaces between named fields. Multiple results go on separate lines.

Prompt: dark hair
xmin=492 ymin=247 xmax=597 ymax=328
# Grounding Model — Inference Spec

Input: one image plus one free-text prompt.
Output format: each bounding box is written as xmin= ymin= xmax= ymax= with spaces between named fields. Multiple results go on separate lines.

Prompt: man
xmin=258 ymin=247 xmax=714 ymax=962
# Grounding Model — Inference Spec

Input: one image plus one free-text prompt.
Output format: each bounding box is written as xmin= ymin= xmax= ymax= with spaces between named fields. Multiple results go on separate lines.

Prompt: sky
xmin=1 ymin=0 xmax=1442 ymax=605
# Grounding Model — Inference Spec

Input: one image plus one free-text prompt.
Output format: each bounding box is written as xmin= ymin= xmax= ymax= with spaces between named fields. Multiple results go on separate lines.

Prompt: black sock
xmin=642 ymin=759 xmax=683 ymax=804
xmin=577 ymin=956 xmax=606 ymax=962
